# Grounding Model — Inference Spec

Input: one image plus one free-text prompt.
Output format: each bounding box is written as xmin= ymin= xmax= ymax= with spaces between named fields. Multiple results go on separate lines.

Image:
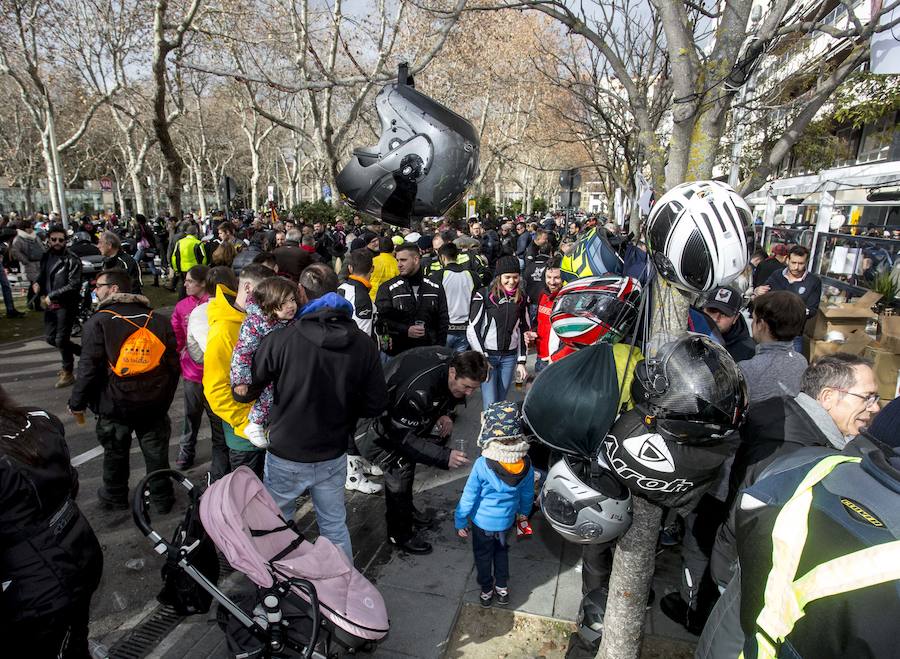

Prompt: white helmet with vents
xmin=646 ymin=180 xmax=751 ymax=293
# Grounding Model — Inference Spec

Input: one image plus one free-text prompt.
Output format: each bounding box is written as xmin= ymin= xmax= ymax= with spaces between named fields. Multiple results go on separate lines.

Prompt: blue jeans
xmin=135 ymin=246 xmax=158 ymax=275
xmin=264 ymin=452 xmax=353 ymax=560
xmin=472 ymin=525 xmax=510 ymax=591
xmin=446 ymin=331 xmax=469 ymax=354
xmin=481 ymin=353 xmax=517 ymax=410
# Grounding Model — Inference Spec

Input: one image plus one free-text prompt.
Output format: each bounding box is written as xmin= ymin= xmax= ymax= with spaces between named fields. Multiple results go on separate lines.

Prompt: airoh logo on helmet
xmin=604 ymin=436 xmax=694 ymax=494
xmin=622 ymin=433 xmax=675 ymax=473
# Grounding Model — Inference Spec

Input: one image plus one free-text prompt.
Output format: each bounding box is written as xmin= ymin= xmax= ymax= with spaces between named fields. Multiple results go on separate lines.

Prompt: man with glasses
xmin=68 ymin=269 xmax=180 ymax=512
xmin=35 ymin=225 xmax=82 ymax=388
xmin=711 ymin=353 xmax=880 ymax=591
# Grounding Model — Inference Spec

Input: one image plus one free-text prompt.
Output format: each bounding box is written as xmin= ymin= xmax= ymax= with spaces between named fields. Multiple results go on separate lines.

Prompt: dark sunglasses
xmin=48 ymin=236 xmax=66 ymax=243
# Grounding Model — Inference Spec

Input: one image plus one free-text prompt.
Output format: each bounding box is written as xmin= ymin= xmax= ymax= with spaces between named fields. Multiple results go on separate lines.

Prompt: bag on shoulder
xmin=100 ymin=310 xmax=166 ymax=377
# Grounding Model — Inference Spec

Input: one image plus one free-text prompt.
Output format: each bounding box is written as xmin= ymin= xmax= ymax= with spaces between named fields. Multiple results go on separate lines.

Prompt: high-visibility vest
xmin=742 ymin=454 xmax=900 ymax=659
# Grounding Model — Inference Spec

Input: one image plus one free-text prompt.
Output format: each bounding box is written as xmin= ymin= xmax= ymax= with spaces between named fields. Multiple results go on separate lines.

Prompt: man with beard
xmin=35 ymin=225 xmax=82 ymax=388
xmin=530 ymin=256 xmax=563 ymax=375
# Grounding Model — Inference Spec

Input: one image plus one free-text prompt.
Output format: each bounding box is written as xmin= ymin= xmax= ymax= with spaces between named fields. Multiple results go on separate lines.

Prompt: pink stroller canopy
xmin=199 ymin=467 xmax=389 ymax=640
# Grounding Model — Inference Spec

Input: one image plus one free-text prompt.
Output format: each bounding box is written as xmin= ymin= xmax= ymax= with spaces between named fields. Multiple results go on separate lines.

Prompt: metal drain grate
xmin=107 ymin=605 xmax=183 ymax=659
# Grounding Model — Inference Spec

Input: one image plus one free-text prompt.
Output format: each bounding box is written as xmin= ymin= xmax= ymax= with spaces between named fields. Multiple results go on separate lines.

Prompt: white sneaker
xmin=244 ymin=422 xmax=269 ymax=449
xmin=346 ymin=455 xmax=383 ymax=494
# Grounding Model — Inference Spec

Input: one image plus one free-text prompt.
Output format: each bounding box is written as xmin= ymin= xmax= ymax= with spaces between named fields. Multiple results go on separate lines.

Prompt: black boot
xmin=388 ymin=532 xmax=433 ymax=555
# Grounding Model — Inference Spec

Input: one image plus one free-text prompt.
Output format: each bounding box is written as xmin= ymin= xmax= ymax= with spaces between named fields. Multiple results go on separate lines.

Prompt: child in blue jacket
xmin=455 ymin=401 xmax=534 ymax=608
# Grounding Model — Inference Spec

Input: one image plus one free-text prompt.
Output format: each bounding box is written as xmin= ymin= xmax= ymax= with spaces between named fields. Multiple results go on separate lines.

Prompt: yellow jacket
xmin=171 ymin=234 xmax=208 ymax=272
xmin=202 ymin=285 xmax=252 ymax=440
xmin=369 ymin=252 xmax=400 ymax=302
xmin=614 ymin=343 xmax=643 ymax=412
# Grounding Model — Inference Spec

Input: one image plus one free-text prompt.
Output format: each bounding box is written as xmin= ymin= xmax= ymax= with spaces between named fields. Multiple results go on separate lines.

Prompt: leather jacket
xmin=37 ymin=249 xmax=83 ymax=305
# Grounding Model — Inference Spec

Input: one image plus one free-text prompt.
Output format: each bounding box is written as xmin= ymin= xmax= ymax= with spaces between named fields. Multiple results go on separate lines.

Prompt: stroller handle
xmin=132 ymin=469 xmax=197 ymax=550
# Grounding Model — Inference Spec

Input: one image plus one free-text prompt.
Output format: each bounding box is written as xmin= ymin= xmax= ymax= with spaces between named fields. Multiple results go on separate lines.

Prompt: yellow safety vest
xmin=742 ymin=454 xmax=900 ymax=659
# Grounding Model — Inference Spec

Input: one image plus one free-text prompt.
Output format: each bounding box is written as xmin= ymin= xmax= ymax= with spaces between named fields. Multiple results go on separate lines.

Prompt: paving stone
xmin=463 ymin=555 xmax=561 ymax=619
xmin=372 ymin=585 xmax=460 ymax=659
xmin=375 ymin=539 xmax=473 ymax=599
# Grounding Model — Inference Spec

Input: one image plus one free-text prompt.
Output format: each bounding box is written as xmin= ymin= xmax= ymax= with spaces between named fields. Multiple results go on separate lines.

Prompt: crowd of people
xmin=1 ymin=202 xmax=900 ymax=659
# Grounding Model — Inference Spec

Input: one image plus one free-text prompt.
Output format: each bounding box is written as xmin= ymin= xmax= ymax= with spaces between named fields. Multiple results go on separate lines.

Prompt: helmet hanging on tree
xmin=549 ymin=275 xmax=642 ymax=348
xmin=559 ymin=227 xmax=623 ymax=282
xmin=335 ymin=63 xmax=480 ymax=228
xmin=539 ymin=453 xmax=632 ymax=544
xmin=645 ymin=180 xmax=752 ymax=293
xmin=631 ymin=333 xmax=748 ymax=444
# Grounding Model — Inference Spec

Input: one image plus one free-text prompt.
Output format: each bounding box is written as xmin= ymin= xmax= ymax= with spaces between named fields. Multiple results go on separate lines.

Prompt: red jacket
xmin=536 ymin=289 xmax=561 ymax=360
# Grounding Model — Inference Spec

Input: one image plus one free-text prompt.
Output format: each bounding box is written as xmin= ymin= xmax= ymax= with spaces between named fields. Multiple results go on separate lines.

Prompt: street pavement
xmin=0 ymin=327 xmax=697 ymax=658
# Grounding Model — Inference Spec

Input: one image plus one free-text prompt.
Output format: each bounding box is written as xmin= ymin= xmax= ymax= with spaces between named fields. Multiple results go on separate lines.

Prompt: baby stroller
xmin=133 ymin=467 xmax=390 ymax=658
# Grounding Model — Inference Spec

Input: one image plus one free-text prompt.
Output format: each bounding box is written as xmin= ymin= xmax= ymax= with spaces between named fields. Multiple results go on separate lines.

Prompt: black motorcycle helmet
xmin=631 ymin=333 xmax=748 ymax=444
xmin=335 ymin=63 xmax=480 ymax=228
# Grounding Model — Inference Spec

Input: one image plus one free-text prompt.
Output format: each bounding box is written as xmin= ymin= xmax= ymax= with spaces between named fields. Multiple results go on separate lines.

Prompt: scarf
xmin=481 ymin=438 xmax=530 ymax=463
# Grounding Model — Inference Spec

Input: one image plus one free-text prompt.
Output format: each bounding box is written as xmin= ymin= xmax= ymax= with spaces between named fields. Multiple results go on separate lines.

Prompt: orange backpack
xmin=100 ymin=310 xmax=166 ymax=377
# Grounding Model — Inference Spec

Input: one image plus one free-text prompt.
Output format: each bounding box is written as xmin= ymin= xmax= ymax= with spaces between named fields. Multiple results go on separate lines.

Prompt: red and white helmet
xmin=550 ymin=276 xmax=642 ymax=348
xmin=646 ymin=180 xmax=752 ymax=293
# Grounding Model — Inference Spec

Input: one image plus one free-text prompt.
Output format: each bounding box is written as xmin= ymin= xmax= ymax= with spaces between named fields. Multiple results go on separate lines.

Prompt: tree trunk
xmin=129 ymin=168 xmax=146 ymax=216
xmin=598 ymin=280 xmax=691 ymax=659
xmin=40 ymin=132 xmax=61 ymax=217
xmin=24 ymin=184 xmax=34 ymax=215
xmin=114 ymin=174 xmax=125 ymax=215
xmin=597 ymin=497 xmax=663 ymax=659
xmin=250 ymin=148 xmax=260 ymax=210
xmin=151 ymin=0 xmax=183 ymax=220
xmin=195 ymin=165 xmax=207 ymax=219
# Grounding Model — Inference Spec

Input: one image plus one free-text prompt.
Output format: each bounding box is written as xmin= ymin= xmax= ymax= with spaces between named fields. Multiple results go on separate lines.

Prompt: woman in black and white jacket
xmin=467 ymin=256 xmax=532 ymax=410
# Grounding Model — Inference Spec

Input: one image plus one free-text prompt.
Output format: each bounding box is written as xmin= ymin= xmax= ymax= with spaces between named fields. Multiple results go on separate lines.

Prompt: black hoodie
xmin=247 ymin=299 xmax=388 ymax=463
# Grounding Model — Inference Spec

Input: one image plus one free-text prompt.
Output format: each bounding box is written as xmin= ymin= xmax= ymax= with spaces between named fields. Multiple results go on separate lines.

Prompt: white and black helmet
xmin=335 ymin=63 xmax=480 ymax=228
xmin=646 ymin=180 xmax=751 ymax=293
xmin=539 ymin=453 xmax=632 ymax=544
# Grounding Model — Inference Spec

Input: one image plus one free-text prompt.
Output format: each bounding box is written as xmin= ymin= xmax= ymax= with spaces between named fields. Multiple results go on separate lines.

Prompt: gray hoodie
xmin=738 ymin=341 xmax=808 ymax=404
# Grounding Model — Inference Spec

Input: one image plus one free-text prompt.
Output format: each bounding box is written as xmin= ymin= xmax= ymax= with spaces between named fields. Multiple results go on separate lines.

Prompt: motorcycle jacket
xmin=358 ymin=347 xmax=462 ymax=469
xmin=467 ymin=286 xmax=530 ymax=363
xmin=374 ymin=269 xmax=449 ymax=355
xmin=37 ymin=249 xmax=83 ymax=305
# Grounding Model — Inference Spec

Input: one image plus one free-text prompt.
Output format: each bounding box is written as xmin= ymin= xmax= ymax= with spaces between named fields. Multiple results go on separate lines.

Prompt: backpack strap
xmin=98 ymin=309 xmax=154 ymax=330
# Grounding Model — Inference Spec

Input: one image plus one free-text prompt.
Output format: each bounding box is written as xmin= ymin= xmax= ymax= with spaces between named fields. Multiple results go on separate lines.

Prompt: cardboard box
xmin=805 ymin=330 xmax=874 ymax=362
xmin=864 ymin=344 xmax=900 ymax=401
xmin=880 ymin=315 xmax=900 ymax=354
xmin=806 ymin=291 xmax=882 ymax=339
